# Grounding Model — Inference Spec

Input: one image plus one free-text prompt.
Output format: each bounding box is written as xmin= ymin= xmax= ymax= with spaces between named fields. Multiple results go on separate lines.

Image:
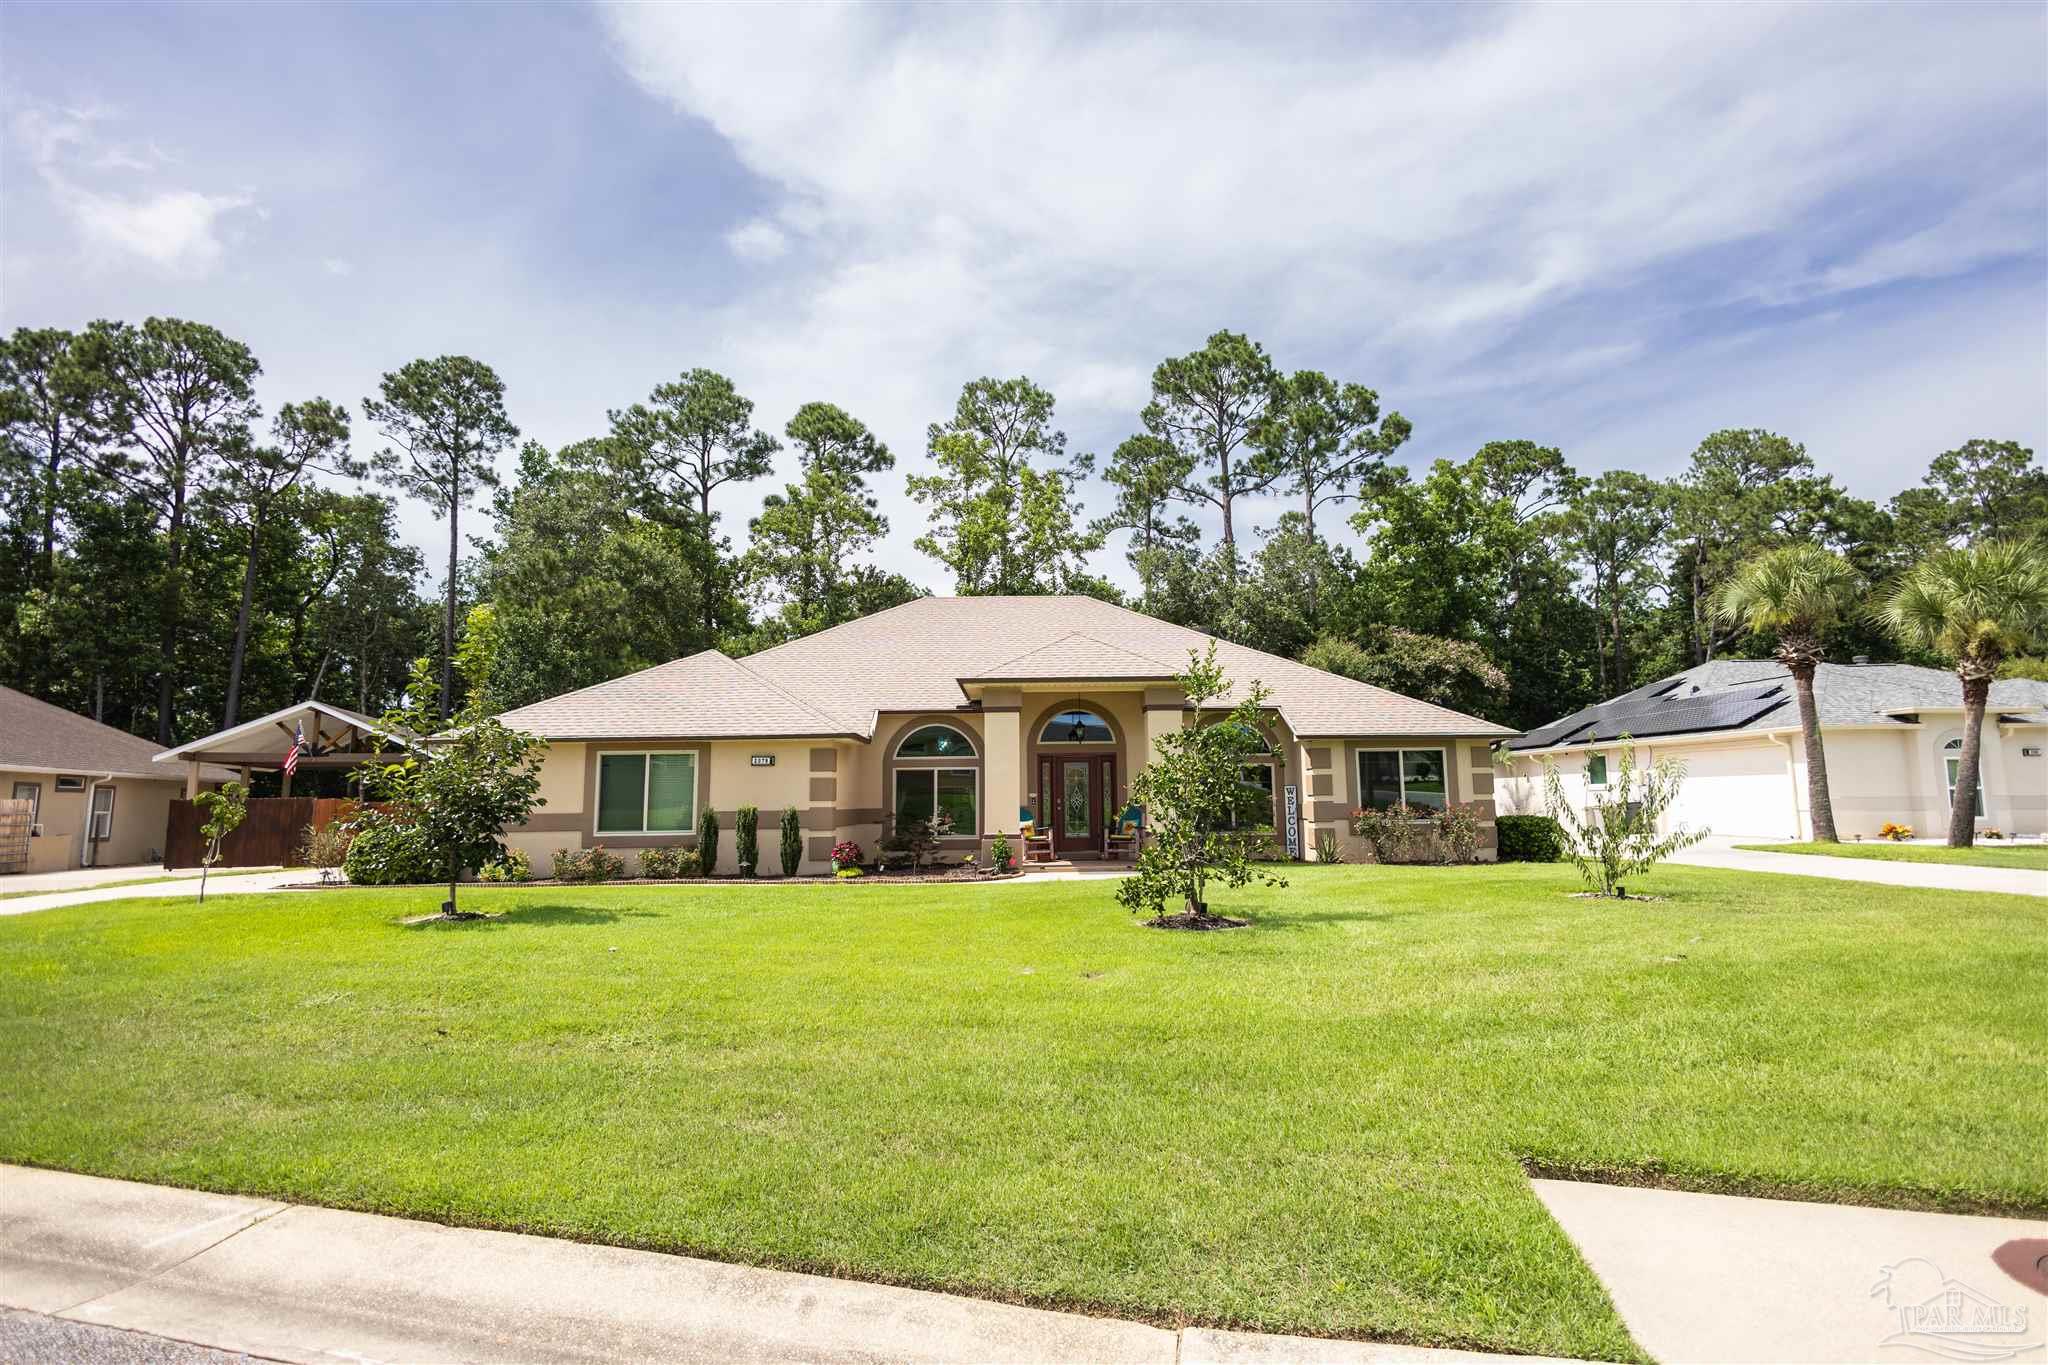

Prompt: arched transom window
xmin=1039 ymin=709 xmax=1113 ymax=744
xmin=896 ymin=724 xmax=977 ymax=758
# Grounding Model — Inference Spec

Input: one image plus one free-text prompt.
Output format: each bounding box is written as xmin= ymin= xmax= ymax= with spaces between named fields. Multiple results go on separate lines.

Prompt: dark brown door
xmin=1050 ymin=754 xmax=1118 ymax=855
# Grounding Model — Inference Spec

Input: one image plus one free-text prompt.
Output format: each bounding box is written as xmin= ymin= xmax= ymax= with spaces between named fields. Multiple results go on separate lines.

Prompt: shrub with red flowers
xmin=829 ymin=840 xmax=863 ymax=871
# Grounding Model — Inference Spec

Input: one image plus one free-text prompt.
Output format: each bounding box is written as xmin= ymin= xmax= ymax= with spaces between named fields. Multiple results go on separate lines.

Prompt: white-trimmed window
xmin=1585 ymin=753 xmax=1608 ymax=787
xmin=893 ymin=768 xmax=978 ymax=834
xmin=1941 ymin=737 xmax=1986 ymax=819
xmin=54 ymin=775 xmax=85 ymax=793
xmin=1357 ymin=748 xmax=1448 ymax=813
xmin=596 ymin=751 xmax=698 ymax=834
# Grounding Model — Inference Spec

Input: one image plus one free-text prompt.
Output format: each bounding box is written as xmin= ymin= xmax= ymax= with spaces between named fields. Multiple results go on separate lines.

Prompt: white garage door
xmin=1663 ymin=742 xmax=1797 ymax=841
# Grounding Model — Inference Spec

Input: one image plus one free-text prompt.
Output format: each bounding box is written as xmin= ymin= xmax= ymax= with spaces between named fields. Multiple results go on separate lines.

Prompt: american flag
xmin=283 ymin=721 xmax=304 ymax=777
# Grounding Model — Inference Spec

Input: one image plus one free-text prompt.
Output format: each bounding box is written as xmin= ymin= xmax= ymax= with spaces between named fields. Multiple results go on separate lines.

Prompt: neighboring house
xmin=0 ymin=685 xmax=232 ymax=874
xmin=1498 ymin=660 xmax=2048 ymax=841
xmin=494 ymin=595 xmax=1516 ymax=873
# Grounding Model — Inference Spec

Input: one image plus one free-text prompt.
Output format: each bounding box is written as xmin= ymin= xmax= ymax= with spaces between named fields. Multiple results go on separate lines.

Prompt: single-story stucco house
xmin=0 ymin=685 xmax=232 ymax=874
xmin=493 ymin=595 xmax=1516 ymax=873
xmin=1497 ymin=660 xmax=2048 ymax=841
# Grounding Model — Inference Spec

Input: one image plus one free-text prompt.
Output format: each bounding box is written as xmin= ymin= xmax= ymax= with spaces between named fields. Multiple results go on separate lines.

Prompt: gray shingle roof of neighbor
xmin=496 ymin=596 xmax=1516 ymax=742
xmin=1507 ymin=660 xmax=2048 ymax=751
xmin=0 ymin=685 xmax=235 ymax=782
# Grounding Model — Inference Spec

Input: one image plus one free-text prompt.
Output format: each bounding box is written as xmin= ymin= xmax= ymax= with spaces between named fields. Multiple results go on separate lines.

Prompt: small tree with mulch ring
xmin=1117 ymin=644 xmax=1287 ymax=929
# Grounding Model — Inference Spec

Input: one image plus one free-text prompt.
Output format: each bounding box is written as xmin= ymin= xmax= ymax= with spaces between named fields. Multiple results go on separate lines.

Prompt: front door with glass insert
xmin=1044 ymin=754 xmax=1115 ymax=854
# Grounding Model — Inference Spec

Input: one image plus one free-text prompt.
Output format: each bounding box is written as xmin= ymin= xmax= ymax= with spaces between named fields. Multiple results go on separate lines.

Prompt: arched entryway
xmin=1027 ymin=702 xmax=1127 ymax=856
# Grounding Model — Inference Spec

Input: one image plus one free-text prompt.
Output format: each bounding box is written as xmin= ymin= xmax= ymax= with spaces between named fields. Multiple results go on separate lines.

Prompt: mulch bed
xmin=1144 ymin=911 xmax=1249 ymax=931
xmin=1567 ymin=891 xmax=1668 ymax=902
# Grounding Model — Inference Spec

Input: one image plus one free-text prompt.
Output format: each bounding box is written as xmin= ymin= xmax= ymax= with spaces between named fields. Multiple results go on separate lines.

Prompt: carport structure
xmin=153 ymin=701 xmax=418 ymax=798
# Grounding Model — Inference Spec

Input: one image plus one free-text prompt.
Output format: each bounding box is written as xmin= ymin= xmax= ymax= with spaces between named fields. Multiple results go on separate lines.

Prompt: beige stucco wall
xmin=1304 ymin=738 xmax=1498 ymax=863
xmin=2 ymin=770 xmax=179 ymax=873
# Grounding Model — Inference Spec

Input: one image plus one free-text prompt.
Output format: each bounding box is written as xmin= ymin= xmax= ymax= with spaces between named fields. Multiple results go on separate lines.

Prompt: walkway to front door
xmin=1040 ymin=753 xmax=1116 ymax=856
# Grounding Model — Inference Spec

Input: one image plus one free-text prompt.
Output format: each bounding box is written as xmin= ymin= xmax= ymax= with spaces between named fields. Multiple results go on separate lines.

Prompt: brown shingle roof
xmin=498 ymin=597 xmax=1513 ymax=741
xmin=0 ymin=685 xmax=232 ymax=781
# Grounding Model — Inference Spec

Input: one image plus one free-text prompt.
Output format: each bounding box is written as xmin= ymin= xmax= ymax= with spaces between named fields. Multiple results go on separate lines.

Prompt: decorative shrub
xmin=1495 ymin=814 xmax=1565 ymax=863
xmin=735 ymin=805 xmax=759 ymax=877
xmin=835 ymin=865 xmax=863 ymax=879
xmin=988 ymin=832 xmax=1012 ymax=871
xmin=1314 ymin=828 xmax=1343 ymax=864
xmin=1434 ymin=803 xmax=1482 ymax=865
xmin=478 ymin=848 xmax=532 ymax=882
xmin=638 ymin=847 xmax=703 ymax=879
xmin=698 ymin=807 xmax=721 ymax=875
xmin=779 ymin=805 xmax=802 ymax=877
xmin=342 ymin=818 xmax=441 ymax=885
xmin=553 ymin=845 xmax=626 ymax=883
xmin=1350 ymin=804 xmax=1422 ymax=864
xmin=297 ymin=819 xmax=353 ymax=869
xmin=829 ymin=840 xmax=863 ymax=871
xmin=1879 ymin=821 xmax=1913 ymax=842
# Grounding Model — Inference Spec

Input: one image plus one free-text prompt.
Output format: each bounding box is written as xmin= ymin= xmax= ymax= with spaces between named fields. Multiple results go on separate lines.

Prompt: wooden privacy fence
xmin=164 ymin=796 xmax=372 ymax=870
xmin=0 ymin=799 xmax=32 ymax=875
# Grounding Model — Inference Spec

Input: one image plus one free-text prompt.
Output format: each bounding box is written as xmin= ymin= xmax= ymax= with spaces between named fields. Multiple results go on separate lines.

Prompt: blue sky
xmin=4 ymin=1 xmax=2044 ymax=595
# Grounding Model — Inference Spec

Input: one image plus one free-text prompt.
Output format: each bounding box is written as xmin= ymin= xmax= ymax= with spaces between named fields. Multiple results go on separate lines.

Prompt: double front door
xmin=1040 ymin=753 xmax=1116 ymax=855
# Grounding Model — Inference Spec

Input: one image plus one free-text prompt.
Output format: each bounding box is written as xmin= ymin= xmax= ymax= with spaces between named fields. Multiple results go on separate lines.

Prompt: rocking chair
xmin=1020 ymin=806 xmax=1056 ymax=863
xmin=1103 ymin=805 xmax=1143 ymax=860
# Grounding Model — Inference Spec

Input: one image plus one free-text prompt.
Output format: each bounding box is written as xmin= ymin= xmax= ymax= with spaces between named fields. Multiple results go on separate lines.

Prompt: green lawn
xmin=1 ymin=867 xmax=2042 ymax=1361
xmin=1736 ymin=840 xmax=2048 ymax=870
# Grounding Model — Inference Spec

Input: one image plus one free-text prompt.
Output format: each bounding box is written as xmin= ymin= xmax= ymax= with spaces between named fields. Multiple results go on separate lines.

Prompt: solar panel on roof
xmin=1511 ymin=681 xmax=1788 ymax=747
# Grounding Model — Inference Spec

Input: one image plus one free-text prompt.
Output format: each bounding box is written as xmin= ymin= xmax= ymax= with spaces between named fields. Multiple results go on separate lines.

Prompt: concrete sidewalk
xmin=0 ymin=1165 xmax=1568 ymax=1365
xmin=1534 ymin=1179 xmax=2048 ymax=1363
xmin=1669 ymin=837 xmax=2045 ymax=897
xmin=0 ymin=868 xmax=303 ymax=918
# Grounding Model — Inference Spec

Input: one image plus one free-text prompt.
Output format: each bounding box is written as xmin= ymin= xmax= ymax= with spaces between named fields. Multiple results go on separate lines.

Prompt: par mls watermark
xmin=1872 ymin=1257 xmax=2041 ymax=1361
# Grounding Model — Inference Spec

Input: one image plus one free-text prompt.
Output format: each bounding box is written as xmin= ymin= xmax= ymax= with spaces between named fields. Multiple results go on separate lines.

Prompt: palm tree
xmin=1879 ymin=540 xmax=2048 ymax=847
xmin=1716 ymin=544 xmax=1863 ymax=842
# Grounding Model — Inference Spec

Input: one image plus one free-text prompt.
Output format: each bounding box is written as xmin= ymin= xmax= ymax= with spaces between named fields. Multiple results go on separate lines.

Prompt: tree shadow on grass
xmin=399 ymin=903 xmax=662 ymax=930
xmin=1250 ymin=906 xmax=1401 ymax=931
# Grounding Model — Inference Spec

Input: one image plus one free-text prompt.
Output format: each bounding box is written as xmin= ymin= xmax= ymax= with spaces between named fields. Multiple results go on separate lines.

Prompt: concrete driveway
xmin=1670 ymin=837 xmax=2045 ymax=897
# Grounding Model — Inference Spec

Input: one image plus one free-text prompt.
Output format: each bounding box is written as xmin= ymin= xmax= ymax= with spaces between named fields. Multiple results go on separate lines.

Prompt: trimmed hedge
xmin=1495 ymin=814 xmax=1565 ymax=863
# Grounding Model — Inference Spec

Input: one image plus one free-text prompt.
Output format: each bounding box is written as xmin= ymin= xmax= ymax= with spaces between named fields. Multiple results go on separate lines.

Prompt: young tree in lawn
xmin=1541 ymin=738 xmax=1704 ymax=898
xmin=1258 ymin=369 xmax=1410 ymax=612
xmin=192 ymin=779 xmax=248 ymax=905
xmin=371 ymin=717 xmax=547 ymax=919
xmin=364 ymin=356 xmax=518 ymax=722
xmin=907 ymin=376 xmax=1100 ymax=595
xmin=217 ymin=399 xmax=360 ymax=728
xmin=94 ymin=318 xmax=261 ymax=744
xmin=1715 ymin=544 xmax=1864 ymax=842
xmin=1140 ymin=331 xmax=1282 ymax=563
xmin=1879 ymin=540 xmax=2048 ymax=848
xmin=1116 ymin=645 xmax=1287 ymax=927
xmin=607 ymin=370 xmax=779 ymax=640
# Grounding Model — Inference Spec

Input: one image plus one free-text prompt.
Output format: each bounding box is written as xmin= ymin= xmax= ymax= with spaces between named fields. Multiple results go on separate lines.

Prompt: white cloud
xmin=597 ymin=1 xmax=2043 ymax=580
xmin=321 ymin=256 xmax=354 ymax=276
xmin=11 ymin=103 xmax=257 ymax=277
xmin=725 ymin=217 xmax=789 ymax=262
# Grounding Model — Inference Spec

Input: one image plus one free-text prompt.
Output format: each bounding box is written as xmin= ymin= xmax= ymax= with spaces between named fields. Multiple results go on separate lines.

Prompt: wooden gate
xmin=164 ymin=797 xmax=379 ymax=869
xmin=0 ymin=799 xmax=32 ymax=875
